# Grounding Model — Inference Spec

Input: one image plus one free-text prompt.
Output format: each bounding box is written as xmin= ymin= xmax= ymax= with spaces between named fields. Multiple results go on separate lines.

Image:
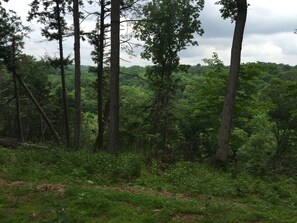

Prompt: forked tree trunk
xmin=108 ymin=0 xmax=120 ymax=154
xmin=216 ymin=0 xmax=247 ymax=164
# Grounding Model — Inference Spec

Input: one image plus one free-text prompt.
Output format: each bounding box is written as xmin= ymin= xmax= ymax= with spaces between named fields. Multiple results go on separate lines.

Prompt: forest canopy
xmin=1 ymin=1 xmax=297 ymax=222
xmin=0 ymin=0 xmax=297 ymax=175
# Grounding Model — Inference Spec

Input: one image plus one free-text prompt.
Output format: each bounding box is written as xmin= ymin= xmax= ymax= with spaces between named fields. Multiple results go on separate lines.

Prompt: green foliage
xmin=263 ymin=79 xmax=297 ymax=170
xmin=134 ymin=0 xmax=204 ymax=66
xmin=133 ymin=0 xmax=204 ymax=150
xmin=164 ymin=160 xmax=297 ymax=213
xmin=2 ymin=52 xmax=297 ymax=176
xmin=0 ymin=148 xmax=143 ymax=184
xmin=27 ymin=0 xmax=71 ymax=41
xmin=166 ymin=162 xmax=236 ymax=196
xmin=177 ymin=55 xmax=263 ymax=160
xmin=237 ymin=114 xmax=276 ymax=174
xmin=120 ymin=85 xmax=152 ymax=149
xmin=41 ymin=205 xmax=70 ymax=223
xmin=0 ymin=148 xmax=297 ymax=222
xmin=80 ymin=112 xmax=97 ymax=148
xmin=0 ymin=6 xmax=29 ymax=68
xmin=120 ymin=66 xmax=147 ymax=87
xmin=215 ymin=0 xmax=237 ymax=21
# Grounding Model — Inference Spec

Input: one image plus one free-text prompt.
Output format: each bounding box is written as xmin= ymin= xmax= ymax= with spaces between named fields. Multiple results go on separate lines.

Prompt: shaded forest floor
xmin=0 ymin=147 xmax=296 ymax=222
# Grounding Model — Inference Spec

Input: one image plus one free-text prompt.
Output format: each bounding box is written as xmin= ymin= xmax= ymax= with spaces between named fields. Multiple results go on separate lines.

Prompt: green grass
xmin=0 ymin=147 xmax=297 ymax=222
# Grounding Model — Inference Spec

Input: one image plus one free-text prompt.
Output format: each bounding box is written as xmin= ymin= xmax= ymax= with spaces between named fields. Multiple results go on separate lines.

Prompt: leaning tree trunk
xmin=57 ymin=2 xmax=70 ymax=147
xmin=73 ymin=0 xmax=81 ymax=149
xmin=14 ymin=72 xmax=62 ymax=144
xmin=108 ymin=0 xmax=120 ymax=154
xmin=216 ymin=0 xmax=247 ymax=164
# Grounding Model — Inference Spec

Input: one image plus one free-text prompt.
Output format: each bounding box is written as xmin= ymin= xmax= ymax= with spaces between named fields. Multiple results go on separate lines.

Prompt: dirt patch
xmin=0 ymin=178 xmax=195 ymax=202
xmin=0 ymin=178 xmax=217 ymax=207
xmin=0 ymin=178 xmax=66 ymax=195
xmin=173 ymin=213 xmax=203 ymax=223
xmin=9 ymin=181 xmax=29 ymax=187
xmin=0 ymin=179 xmax=5 ymax=185
xmin=37 ymin=184 xmax=66 ymax=194
xmin=90 ymin=184 xmax=201 ymax=203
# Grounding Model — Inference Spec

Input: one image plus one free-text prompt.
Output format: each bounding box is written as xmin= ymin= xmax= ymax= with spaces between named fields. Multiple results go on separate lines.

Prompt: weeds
xmin=0 ymin=147 xmax=296 ymax=222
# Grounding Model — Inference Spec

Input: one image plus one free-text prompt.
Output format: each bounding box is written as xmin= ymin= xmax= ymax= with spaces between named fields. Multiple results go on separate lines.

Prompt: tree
xmin=14 ymin=71 xmax=62 ymax=144
xmin=120 ymin=85 xmax=151 ymax=150
xmin=73 ymin=0 xmax=81 ymax=149
xmin=28 ymin=0 xmax=71 ymax=147
xmin=17 ymin=56 xmax=54 ymax=142
xmin=88 ymin=0 xmax=142 ymax=152
xmin=11 ymin=37 xmax=24 ymax=142
xmin=134 ymin=0 xmax=204 ymax=150
xmin=96 ymin=0 xmax=107 ymax=151
xmin=265 ymin=79 xmax=297 ymax=169
xmin=216 ymin=0 xmax=248 ymax=164
xmin=108 ymin=0 xmax=121 ymax=153
xmin=88 ymin=0 xmax=110 ymax=152
xmin=0 ymin=7 xmax=29 ymax=142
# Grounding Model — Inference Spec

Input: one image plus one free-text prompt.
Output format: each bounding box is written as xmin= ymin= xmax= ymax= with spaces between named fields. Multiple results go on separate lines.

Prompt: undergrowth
xmin=0 ymin=147 xmax=296 ymax=222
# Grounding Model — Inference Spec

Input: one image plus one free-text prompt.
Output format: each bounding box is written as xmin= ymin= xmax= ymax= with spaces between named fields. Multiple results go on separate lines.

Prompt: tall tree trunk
xmin=216 ymin=0 xmax=247 ymax=164
xmin=57 ymin=2 xmax=70 ymax=147
xmin=73 ymin=0 xmax=81 ymax=149
xmin=12 ymin=36 xmax=24 ymax=142
xmin=12 ymin=71 xmax=24 ymax=142
xmin=108 ymin=0 xmax=120 ymax=154
xmin=0 ymin=65 xmax=2 ymax=98
xmin=14 ymin=72 xmax=62 ymax=144
xmin=95 ymin=0 xmax=106 ymax=152
xmin=12 ymin=72 xmax=24 ymax=142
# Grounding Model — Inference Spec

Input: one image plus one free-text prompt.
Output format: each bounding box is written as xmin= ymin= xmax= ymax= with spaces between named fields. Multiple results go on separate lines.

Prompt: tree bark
xmin=0 ymin=65 xmax=2 ymax=98
xmin=12 ymin=36 xmax=24 ymax=142
xmin=73 ymin=0 xmax=81 ymax=149
xmin=108 ymin=0 xmax=120 ymax=154
xmin=216 ymin=0 xmax=247 ymax=164
xmin=12 ymin=72 xmax=24 ymax=142
xmin=57 ymin=1 xmax=70 ymax=147
xmin=95 ymin=0 xmax=106 ymax=152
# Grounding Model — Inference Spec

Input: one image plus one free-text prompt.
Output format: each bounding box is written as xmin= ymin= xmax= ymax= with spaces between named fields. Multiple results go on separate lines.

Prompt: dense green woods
xmin=1 ymin=55 xmax=297 ymax=176
xmin=0 ymin=0 xmax=296 ymax=176
xmin=1 ymin=0 xmax=297 ymax=221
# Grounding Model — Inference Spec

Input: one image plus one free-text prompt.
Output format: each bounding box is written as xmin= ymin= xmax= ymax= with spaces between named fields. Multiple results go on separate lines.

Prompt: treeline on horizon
xmin=1 ymin=0 xmax=297 ymax=177
xmin=1 ymin=55 xmax=297 ymax=176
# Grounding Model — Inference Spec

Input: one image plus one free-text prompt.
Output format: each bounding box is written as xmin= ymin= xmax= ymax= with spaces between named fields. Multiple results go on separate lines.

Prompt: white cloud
xmin=243 ymin=42 xmax=283 ymax=61
xmin=3 ymin=0 xmax=297 ymax=66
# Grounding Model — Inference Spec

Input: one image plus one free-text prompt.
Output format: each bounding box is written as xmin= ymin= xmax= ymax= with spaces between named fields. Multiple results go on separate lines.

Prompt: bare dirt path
xmin=0 ymin=177 xmax=196 ymax=202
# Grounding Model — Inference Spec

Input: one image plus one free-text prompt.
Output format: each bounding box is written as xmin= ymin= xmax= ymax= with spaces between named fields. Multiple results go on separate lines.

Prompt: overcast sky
xmin=2 ymin=0 xmax=297 ymax=66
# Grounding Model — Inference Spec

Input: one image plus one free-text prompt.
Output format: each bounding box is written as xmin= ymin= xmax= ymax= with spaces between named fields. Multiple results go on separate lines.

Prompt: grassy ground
xmin=0 ymin=147 xmax=296 ymax=222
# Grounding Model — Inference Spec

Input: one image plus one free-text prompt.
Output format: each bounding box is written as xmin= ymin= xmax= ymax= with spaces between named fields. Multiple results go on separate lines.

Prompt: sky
xmin=2 ymin=0 xmax=297 ymax=67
